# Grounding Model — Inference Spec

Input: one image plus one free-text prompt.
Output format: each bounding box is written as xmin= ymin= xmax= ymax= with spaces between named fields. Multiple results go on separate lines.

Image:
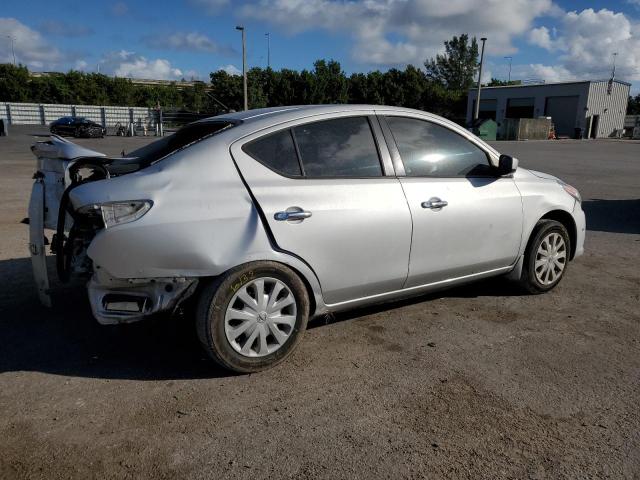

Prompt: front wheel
xmin=196 ymin=262 xmax=310 ymax=373
xmin=519 ymin=219 xmax=570 ymax=294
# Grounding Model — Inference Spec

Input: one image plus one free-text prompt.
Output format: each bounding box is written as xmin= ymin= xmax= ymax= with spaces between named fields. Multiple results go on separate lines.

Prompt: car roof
xmin=193 ymin=104 xmax=500 ymax=160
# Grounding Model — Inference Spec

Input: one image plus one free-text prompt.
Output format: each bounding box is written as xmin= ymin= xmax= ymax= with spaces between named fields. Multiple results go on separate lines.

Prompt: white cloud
xmin=0 ymin=17 xmax=65 ymax=68
xmin=100 ymin=50 xmax=184 ymax=80
xmin=39 ymin=20 xmax=93 ymax=37
xmin=528 ymin=26 xmax=555 ymax=50
xmin=111 ymin=2 xmax=129 ymax=16
xmin=144 ymin=31 xmax=234 ymax=54
xmin=523 ymin=8 xmax=640 ymax=83
xmin=218 ymin=64 xmax=241 ymax=75
xmin=74 ymin=60 xmax=89 ymax=71
xmin=240 ymin=0 xmax=555 ymax=66
xmin=188 ymin=0 xmax=230 ymax=15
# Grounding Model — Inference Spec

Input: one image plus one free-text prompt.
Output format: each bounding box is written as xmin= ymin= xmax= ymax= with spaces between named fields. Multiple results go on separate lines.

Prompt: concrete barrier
xmin=0 ymin=102 xmax=155 ymax=131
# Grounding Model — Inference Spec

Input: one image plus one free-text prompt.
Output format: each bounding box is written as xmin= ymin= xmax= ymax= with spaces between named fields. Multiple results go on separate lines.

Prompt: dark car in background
xmin=50 ymin=117 xmax=106 ymax=138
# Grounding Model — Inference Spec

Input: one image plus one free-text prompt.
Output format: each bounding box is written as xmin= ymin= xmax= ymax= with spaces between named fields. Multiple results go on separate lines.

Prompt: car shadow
xmin=308 ymin=276 xmax=524 ymax=329
xmin=0 ymin=257 xmax=230 ymax=380
xmin=582 ymin=199 xmax=640 ymax=234
xmin=0 ymin=256 xmax=523 ymax=380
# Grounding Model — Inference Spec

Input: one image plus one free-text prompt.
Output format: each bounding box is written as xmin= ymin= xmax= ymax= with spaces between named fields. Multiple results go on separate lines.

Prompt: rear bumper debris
xmin=87 ymin=267 xmax=198 ymax=325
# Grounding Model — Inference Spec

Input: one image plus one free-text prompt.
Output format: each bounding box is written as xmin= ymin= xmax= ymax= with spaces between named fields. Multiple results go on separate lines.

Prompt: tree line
xmin=1 ymin=34 xmax=638 ymax=121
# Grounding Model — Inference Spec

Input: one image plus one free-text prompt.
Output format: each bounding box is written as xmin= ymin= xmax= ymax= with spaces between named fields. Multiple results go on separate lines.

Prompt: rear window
xmin=242 ymin=130 xmax=302 ymax=177
xmin=127 ymin=121 xmax=235 ymax=166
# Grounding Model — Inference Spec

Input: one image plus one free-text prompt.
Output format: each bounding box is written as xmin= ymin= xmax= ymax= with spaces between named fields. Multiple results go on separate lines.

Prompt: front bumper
xmin=573 ymin=201 xmax=586 ymax=258
xmin=88 ymin=267 xmax=198 ymax=325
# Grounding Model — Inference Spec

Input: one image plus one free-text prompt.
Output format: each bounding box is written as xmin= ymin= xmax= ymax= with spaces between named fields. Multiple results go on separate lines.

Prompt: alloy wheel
xmin=534 ymin=232 xmax=567 ymax=285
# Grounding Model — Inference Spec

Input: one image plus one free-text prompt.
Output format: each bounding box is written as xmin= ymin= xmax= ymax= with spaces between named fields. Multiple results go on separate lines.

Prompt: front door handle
xmin=421 ymin=197 xmax=448 ymax=209
xmin=274 ymin=207 xmax=312 ymax=222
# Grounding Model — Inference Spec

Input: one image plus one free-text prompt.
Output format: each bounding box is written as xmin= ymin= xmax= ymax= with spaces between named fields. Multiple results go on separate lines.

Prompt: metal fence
xmin=0 ymin=102 xmax=156 ymax=130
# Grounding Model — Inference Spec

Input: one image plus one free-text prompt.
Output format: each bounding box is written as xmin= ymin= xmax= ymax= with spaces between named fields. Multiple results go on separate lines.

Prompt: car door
xmin=380 ymin=114 xmax=523 ymax=288
xmin=231 ymin=113 xmax=412 ymax=305
xmin=57 ymin=117 xmax=73 ymax=135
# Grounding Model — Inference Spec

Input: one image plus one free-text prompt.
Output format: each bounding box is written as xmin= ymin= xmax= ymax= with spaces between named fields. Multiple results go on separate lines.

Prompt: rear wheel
xmin=519 ymin=219 xmax=570 ymax=293
xmin=196 ymin=262 xmax=309 ymax=373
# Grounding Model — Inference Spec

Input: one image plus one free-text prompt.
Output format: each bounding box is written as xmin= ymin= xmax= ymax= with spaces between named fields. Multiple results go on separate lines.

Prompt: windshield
xmin=126 ymin=121 xmax=236 ymax=166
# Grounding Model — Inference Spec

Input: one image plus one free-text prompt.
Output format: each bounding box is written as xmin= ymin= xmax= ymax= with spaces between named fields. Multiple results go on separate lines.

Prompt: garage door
xmin=544 ymin=96 xmax=579 ymax=137
xmin=506 ymin=97 xmax=534 ymax=118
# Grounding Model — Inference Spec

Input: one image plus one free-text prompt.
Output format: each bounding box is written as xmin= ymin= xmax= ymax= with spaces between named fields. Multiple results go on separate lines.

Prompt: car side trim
xmin=325 ymin=265 xmax=513 ymax=312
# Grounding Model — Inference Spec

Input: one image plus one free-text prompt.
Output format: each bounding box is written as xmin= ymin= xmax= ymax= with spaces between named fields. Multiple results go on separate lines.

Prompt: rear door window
xmin=293 ymin=117 xmax=382 ymax=177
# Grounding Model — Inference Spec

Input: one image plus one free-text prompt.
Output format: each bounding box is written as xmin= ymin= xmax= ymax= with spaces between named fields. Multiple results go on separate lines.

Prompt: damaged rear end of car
xmin=28 ymin=122 xmax=237 ymax=325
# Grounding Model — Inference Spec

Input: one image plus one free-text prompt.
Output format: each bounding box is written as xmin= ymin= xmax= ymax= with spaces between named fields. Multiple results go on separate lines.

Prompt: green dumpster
xmin=472 ymin=119 xmax=497 ymax=141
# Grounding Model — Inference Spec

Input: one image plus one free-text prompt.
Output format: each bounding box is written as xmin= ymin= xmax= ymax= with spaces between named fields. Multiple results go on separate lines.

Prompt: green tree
xmin=209 ymin=70 xmax=243 ymax=112
xmin=424 ymin=34 xmax=479 ymax=92
xmin=310 ymin=60 xmax=348 ymax=104
xmin=628 ymin=94 xmax=640 ymax=115
xmin=0 ymin=64 xmax=31 ymax=101
xmin=487 ymin=78 xmax=521 ymax=87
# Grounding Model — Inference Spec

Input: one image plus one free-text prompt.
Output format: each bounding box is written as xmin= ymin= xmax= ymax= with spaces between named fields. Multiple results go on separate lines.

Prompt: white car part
xmin=28 ymin=175 xmax=52 ymax=307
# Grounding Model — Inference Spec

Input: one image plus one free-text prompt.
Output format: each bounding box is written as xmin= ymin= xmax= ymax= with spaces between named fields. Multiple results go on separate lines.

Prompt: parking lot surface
xmin=1 ymin=127 xmax=639 ymax=479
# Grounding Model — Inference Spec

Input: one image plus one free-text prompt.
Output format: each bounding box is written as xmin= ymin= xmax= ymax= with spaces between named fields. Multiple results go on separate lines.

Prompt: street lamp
xmin=7 ymin=35 xmax=16 ymax=65
xmin=235 ymin=25 xmax=248 ymax=111
xmin=265 ymin=32 xmax=270 ymax=69
xmin=504 ymin=56 xmax=512 ymax=83
xmin=473 ymin=37 xmax=487 ymax=122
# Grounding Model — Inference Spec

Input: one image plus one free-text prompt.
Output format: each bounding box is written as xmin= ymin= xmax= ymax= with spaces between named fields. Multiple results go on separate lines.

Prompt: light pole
xmin=611 ymin=52 xmax=618 ymax=79
xmin=235 ymin=25 xmax=248 ymax=111
xmin=473 ymin=37 xmax=487 ymax=122
xmin=504 ymin=56 xmax=512 ymax=83
xmin=7 ymin=35 xmax=16 ymax=65
xmin=265 ymin=32 xmax=270 ymax=69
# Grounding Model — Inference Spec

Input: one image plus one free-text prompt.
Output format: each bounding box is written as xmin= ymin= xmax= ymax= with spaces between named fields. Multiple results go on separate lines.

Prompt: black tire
xmin=519 ymin=219 xmax=570 ymax=294
xmin=196 ymin=261 xmax=310 ymax=373
xmin=73 ymin=127 xmax=81 ymax=138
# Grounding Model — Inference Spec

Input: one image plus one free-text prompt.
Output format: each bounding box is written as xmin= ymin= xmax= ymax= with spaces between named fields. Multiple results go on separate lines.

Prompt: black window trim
xmin=379 ymin=115 xmax=499 ymax=179
xmin=242 ymin=115 xmax=394 ymax=180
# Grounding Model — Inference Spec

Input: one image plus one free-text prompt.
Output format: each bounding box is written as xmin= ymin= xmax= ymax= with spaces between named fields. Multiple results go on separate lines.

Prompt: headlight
xmin=557 ymin=180 xmax=581 ymax=203
xmin=80 ymin=200 xmax=153 ymax=228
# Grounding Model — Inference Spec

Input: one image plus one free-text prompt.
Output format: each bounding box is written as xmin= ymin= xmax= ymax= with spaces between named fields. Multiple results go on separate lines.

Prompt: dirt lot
xmin=1 ymin=127 xmax=639 ymax=479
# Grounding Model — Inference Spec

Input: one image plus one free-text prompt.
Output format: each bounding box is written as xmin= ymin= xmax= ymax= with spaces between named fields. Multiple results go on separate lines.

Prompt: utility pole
xmin=611 ymin=52 xmax=618 ymax=80
xmin=265 ymin=32 xmax=270 ymax=69
xmin=236 ymin=25 xmax=248 ymax=111
xmin=504 ymin=56 xmax=512 ymax=83
xmin=7 ymin=36 xmax=16 ymax=65
xmin=473 ymin=37 xmax=487 ymax=122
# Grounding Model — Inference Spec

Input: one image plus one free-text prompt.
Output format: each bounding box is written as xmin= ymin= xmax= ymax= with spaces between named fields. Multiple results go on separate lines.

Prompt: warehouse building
xmin=467 ymin=79 xmax=630 ymax=139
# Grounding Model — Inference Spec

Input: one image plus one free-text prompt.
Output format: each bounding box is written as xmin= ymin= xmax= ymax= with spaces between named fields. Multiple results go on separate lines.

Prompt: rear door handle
xmin=421 ymin=197 xmax=448 ymax=209
xmin=274 ymin=208 xmax=312 ymax=222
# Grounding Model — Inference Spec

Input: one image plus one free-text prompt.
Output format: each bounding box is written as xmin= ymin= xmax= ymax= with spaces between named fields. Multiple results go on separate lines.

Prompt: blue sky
xmin=2 ymin=0 xmax=639 ymax=90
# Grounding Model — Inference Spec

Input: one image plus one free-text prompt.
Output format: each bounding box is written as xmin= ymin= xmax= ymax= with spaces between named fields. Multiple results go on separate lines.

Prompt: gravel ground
xmin=0 ymin=127 xmax=638 ymax=479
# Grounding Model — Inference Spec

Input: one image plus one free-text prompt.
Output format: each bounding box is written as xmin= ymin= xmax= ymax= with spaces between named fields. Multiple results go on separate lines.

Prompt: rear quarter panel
xmin=69 ymin=133 xmax=326 ymax=312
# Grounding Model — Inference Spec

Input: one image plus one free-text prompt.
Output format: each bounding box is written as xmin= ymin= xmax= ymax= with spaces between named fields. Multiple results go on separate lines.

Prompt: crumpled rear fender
xmin=70 ymin=137 xmax=328 ymax=316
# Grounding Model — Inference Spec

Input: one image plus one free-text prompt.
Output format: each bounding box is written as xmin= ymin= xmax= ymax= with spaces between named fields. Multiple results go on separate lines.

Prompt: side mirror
xmin=497 ymin=154 xmax=518 ymax=175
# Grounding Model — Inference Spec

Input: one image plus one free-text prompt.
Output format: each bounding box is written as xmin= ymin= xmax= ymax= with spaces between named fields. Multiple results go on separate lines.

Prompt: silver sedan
xmin=28 ymin=105 xmax=586 ymax=372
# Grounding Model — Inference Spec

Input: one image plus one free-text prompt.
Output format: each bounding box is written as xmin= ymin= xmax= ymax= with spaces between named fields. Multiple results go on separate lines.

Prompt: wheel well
xmin=192 ymin=261 xmax=319 ymax=318
xmin=540 ymin=210 xmax=577 ymax=259
xmin=281 ymin=262 xmax=318 ymax=318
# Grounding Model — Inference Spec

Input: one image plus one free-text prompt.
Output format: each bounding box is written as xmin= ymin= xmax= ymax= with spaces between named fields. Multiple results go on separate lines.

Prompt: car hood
xmin=526 ymin=169 xmax=561 ymax=182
